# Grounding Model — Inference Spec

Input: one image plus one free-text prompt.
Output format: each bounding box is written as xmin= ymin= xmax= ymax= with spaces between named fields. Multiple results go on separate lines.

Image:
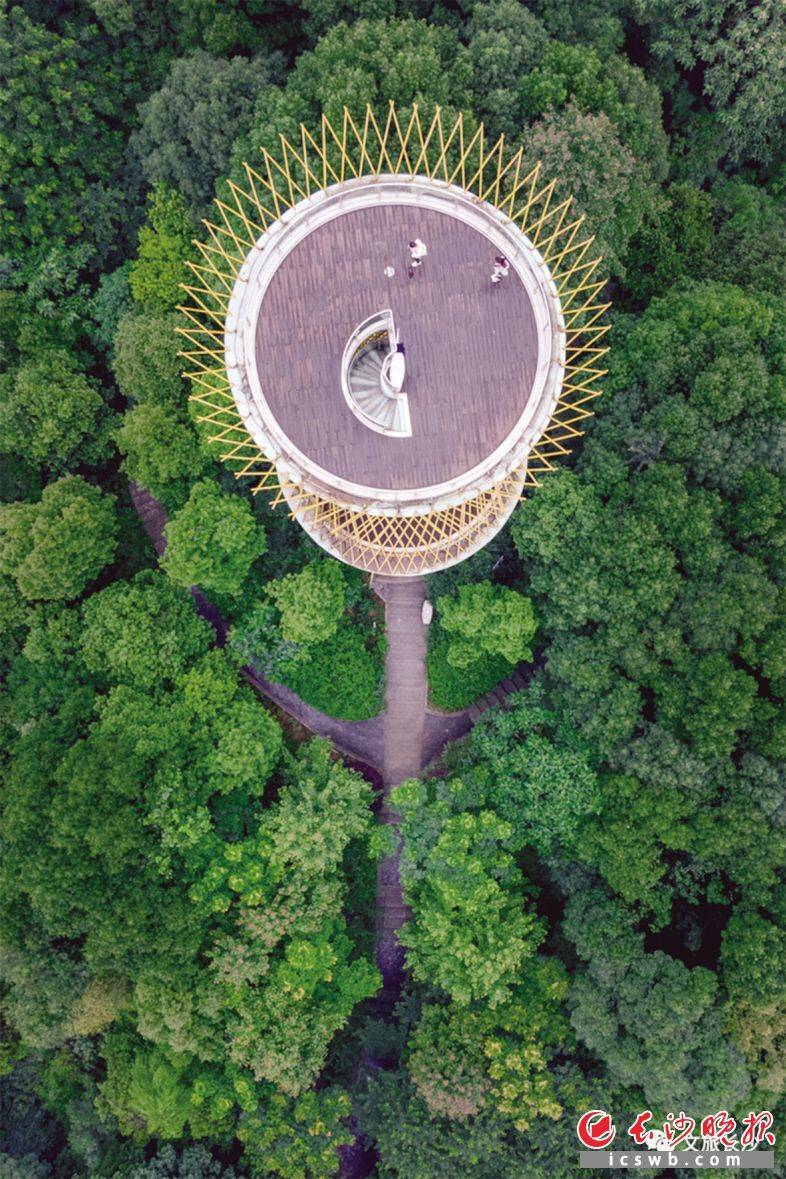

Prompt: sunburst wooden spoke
xmin=181 ymin=103 xmax=608 ymax=575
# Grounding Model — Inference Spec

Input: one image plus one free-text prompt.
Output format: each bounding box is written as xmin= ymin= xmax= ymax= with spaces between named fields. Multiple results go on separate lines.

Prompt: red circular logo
xmin=577 ymin=1110 xmax=616 ymax=1150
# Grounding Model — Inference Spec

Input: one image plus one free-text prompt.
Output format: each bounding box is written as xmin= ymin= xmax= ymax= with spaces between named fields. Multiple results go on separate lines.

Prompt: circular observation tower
xmin=181 ymin=106 xmax=608 ymax=576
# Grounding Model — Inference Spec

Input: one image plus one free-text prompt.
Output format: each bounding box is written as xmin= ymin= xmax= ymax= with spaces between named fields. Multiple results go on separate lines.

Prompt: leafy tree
xmin=530 ymin=0 xmax=626 ymax=55
xmin=635 ymin=0 xmax=786 ymax=164
xmin=89 ymin=262 xmax=133 ymax=355
xmin=116 ymin=404 xmax=208 ymax=506
xmin=99 ymin=1031 xmax=238 ymax=1141
xmin=190 ymin=741 xmax=380 ymax=1094
xmin=707 ymin=180 xmax=786 ymax=295
xmin=0 ymin=476 xmax=118 ymax=602
xmin=0 ymin=348 xmax=112 ymax=471
xmin=0 ymin=6 xmax=152 ymax=302
xmin=232 ymin=18 xmax=472 ymax=166
xmin=407 ymin=967 xmax=568 ymax=1130
xmin=0 ymin=939 xmax=86 ymax=1050
xmin=623 ymin=182 xmax=714 ymax=306
xmin=523 ymin=104 xmax=655 ymax=275
xmin=436 ymin=581 xmax=537 ymax=669
xmin=113 ymin=311 xmax=187 ymax=407
xmin=81 ymin=570 xmax=212 ymax=687
xmin=238 ymin=1086 xmax=353 ymax=1178
xmin=564 ymin=887 xmax=750 ymax=1110
xmin=442 ymin=687 xmax=600 ymax=857
xmin=427 ymin=636 xmax=515 ymax=711
xmin=163 ymin=480 xmax=266 ymax=595
xmin=722 ymin=910 xmax=786 ymax=1101
xmin=622 ymin=179 xmax=786 ymax=305
xmin=513 ymin=284 xmax=786 ymax=763
xmin=267 ymin=559 xmax=346 ymax=645
xmin=465 ymin=0 xmax=549 ymax=137
xmin=109 ymin=1143 xmax=238 ymax=1178
xmin=396 ymin=802 xmax=543 ymax=1007
xmin=576 ymin=772 xmax=691 ymax=927
xmin=240 ymin=612 xmax=385 ymax=721
xmin=173 ymin=0 xmax=296 ymax=55
xmin=65 ymin=976 xmax=130 ymax=1037
xmin=132 ymin=50 xmax=281 ymax=215
xmin=652 ymin=650 xmax=757 ymax=760
xmin=129 ymin=185 xmax=194 ymax=312
xmin=517 ymin=40 xmax=668 ymax=175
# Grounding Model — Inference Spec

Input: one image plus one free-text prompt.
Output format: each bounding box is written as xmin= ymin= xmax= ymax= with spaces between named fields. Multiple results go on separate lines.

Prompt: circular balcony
xmin=224 ymin=173 xmax=565 ymax=521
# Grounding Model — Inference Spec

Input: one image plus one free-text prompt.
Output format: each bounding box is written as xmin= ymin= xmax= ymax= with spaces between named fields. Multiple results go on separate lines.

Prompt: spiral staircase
xmin=343 ymin=312 xmax=412 ymax=438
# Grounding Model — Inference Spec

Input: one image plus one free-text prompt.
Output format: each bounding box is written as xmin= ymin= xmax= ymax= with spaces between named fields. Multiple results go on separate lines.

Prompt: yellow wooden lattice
xmin=179 ymin=103 xmax=609 ymax=573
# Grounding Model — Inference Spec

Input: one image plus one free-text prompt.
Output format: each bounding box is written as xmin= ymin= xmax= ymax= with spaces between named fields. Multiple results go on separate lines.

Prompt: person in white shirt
xmin=491 ymin=255 xmax=510 ymax=284
xmin=408 ymin=238 xmax=428 ymax=277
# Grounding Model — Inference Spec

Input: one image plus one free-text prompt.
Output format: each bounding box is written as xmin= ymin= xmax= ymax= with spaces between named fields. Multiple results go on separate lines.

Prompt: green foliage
xmin=117 ymin=405 xmax=208 ymax=506
xmin=517 ymin=41 xmax=668 ymax=174
xmin=441 ymin=687 xmax=600 ymax=857
xmin=133 ymin=50 xmax=281 ymax=215
xmin=523 ymin=103 xmax=655 ymax=275
xmin=129 ymin=185 xmax=194 ymax=311
xmin=238 ymin=1086 xmax=353 ymax=1178
xmin=437 ymin=581 xmax=537 ymax=669
xmin=275 ymin=622 xmax=384 ymax=722
xmin=232 ymin=17 xmax=472 ymax=164
xmin=3 ymin=3 xmax=786 ymax=1171
xmin=113 ymin=311 xmax=187 ymax=407
xmin=189 ymin=741 xmax=380 ymax=1094
xmin=99 ymin=1031 xmax=237 ymax=1141
xmin=531 ymin=0 xmax=626 ymax=54
xmin=427 ymin=636 xmax=514 ymax=710
xmin=268 ymin=559 xmax=346 ymax=645
xmin=397 ymin=806 xmax=543 ymax=1007
xmin=465 ymin=0 xmax=549 ymax=137
xmin=229 ymin=567 xmax=385 ymax=720
xmin=90 ymin=263 xmax=133 ymax=353
xmin=512 ymin=284 xmax=786 ymax=763
xmin=163 ymin=480 xmax=266 ymax=595
xmin=721 ymin=910 xmax=786 ymax=1101
xmin=565 ymin=887 xmax=751 ymax=1111
xmin=576 ymin=772 xmax=690 ymax=928
xmin=0 ymin=6 xmax=152 ymax=307
xmin=0 ymin=348 xmax=113 ymax=471
xmin=408 ymin=974 xmax=568 ymax=1130
xmin=635 ymin=0 xmax=786 ymax=164
xmin=0 ymin=476 xmax=118 ymax=602
xmin=81 ymin=570 xmax=212 ymax=686
xmin=623 ymin=182 xmax=715 ymax=306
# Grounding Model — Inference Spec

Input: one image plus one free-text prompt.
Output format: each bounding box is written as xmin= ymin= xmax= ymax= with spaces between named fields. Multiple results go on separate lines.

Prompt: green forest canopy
xmin=2 ymin=0 xmax=786 ymax=1174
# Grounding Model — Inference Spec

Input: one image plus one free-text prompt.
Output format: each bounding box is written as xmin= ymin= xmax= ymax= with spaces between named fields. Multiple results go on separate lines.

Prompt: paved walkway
xmin=373 ymin=576 xmax=428 ymax=1007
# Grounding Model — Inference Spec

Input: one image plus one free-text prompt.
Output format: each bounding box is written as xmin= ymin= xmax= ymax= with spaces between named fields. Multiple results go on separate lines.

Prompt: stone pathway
xmin=372 ymin=576 xmax=428 ymax=1008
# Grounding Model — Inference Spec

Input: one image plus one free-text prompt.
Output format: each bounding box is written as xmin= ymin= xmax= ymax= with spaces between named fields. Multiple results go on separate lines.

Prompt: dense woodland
xmin=1 ymin=0 xmax=786 ymax=1175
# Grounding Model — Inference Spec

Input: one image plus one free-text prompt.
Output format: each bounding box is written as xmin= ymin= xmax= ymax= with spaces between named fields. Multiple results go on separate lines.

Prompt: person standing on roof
xmin=491 ymin=255 xmax=510 ymax=284
xmin=408 ymin=238 xmax=427 ymax=277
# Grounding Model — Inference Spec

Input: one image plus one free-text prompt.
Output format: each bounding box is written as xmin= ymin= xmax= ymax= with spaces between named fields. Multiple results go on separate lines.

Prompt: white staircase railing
xmin=341 ymin=310 xmax=412 ymax=438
